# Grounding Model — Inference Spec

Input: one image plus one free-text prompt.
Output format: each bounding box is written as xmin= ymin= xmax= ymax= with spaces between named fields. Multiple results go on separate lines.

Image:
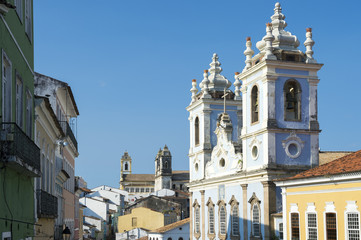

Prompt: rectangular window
xmin=195 ymin=207 xmax=200 ymax=233
xmin=26 ymin=90 xmax=32 ymax=137
xmin=15 ymin=0 xmax=23 ymax=22
xmin=291 ymin=213 xmax=300 ymax=240
xmin=326 ymin=213 xmax=337 ymax=240
xmin=209 ymin=207 xmax=214 ymax=234
xmin=16 ymin=75 xmax=23 ymax=128
xmin=347 ymin=213 xmax=360 ymax=240
xmin=279 ymin=223 xmax=283 ymax=239
xmin=2 ymin=51 xmax=12 ymax=123
xmin=132 ymin=217 xmax=137 ymax=227
xmin=25 ymin=0 xmax=32 ymax=40
xmin=307 ymin=213 xmax=317 ymax=240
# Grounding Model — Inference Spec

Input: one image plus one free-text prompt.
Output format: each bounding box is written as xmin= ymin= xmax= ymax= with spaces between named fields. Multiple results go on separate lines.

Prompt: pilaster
xmin=261 ymin=181 xmax=276 ymax=240
xmin=241 ymin=184 xmax=248 ymax=240
xmin=190 ymin=192 xmax=193 ymax=240
xmin=200 ymin=190 xmax=205 ymax=240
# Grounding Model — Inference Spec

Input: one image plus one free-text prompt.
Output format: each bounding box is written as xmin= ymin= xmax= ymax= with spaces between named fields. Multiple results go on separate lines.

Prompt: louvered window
xmin=220 ymin=205 xmax=226 ymax=235
xmin=291 ymin=213 xmax=300 ymax=240
xmin=209 ymin=206 xmax=214 ymax=234
xmin=253 ymin=204 xmax=260 ymax=237
xmin=326 ymin=213 xmax=337 ymax=240
xmin=232 ymin=205 xmax=239 ymax=236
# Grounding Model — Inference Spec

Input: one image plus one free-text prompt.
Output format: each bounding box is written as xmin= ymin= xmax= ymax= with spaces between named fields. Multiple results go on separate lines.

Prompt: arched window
xmin=284 ymin=80 xmax=301 ymax=121
xmin=164 ymin=161 xmax=168 ymax=169
xmin=195 ymin=117 xmax=200 ymax=145
xmin=207 ymin=198 xmax=215 ymax=238
xmin=231 ymin=205 xmax=239 ymax=236
xmin=229 ymin=195 xmax=239 ymax=237
xmin=251 ymin=85 xmax=259 ymax=123
xmin=249 ymin=193 xmax=261 ymax=238
xmin=218 ymin=200 xmax=227 ymax=239
xmin=124 ymin=162 xmax=128 ymax=171
xmin=178 ymin=238 xmax=183 ymax=240
xmin=193 ymin=200 xmax=201 ymax=239
xmin=167 ymin=238 xmax=172 ymax=240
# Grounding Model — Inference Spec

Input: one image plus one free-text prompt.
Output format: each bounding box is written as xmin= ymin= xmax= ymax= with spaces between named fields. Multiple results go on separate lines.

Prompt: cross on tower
xmin=221 ymin=88 xmax=229 ymax=113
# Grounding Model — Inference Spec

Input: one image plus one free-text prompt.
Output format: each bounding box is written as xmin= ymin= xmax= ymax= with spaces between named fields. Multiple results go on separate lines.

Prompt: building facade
xmin=34 ymin=73 xmax=79 ymax=239
xmin=187 ymin=3 xmax=323 ymax=240
xmin=0 ymin=0 xmax=40 ymax=239
xmin=276 ymin=150 xmax=361 ymax=240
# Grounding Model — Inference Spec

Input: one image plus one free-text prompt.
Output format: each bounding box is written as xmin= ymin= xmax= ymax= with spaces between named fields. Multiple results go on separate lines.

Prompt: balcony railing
xmin=0 ymin=122 xmax=40 ymax=173
xmin=60 ymin=121 xmax=78 ymax=151
xmin=37 ymin=189 xmax=58 ymax=218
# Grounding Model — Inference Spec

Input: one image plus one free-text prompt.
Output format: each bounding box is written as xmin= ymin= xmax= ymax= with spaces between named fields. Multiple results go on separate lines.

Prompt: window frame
xmin=193 ymin=199 xmax=201 ymax=239
xmin=217 ymin=200 xmax=227 ymax=240
xmin=305 ymin=203 xmax=318 ymax=240
xmin=194 ymin=116 xmax=200 ymax=146
xmin=25 ymin=0 xmax=32 ymax=41
xmin=283 ymin=79 xmax=302 ymax=122
xmin=345 ymin=201 xmax=360 ymax=240
xmin=2 ymin=50 xmax=12 ymax=123
xmin=15 ymin=0 xmax=23 ymax=22
xmin=229 ymin=195 xmax=239 ymax=239
xmin=206 ymin=198 xmax=215 ymax=239
xmin=251 ymin=85 xmax=259 ymax=124
xmin=249 ymin=193 xmax=262 ymax=239
xmin=15 ymin=72 xmax=23 ymax=128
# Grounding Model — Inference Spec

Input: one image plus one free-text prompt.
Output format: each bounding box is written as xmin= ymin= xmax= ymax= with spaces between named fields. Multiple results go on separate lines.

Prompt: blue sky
xmin=34 ymin=1 xmax=361 ymax=188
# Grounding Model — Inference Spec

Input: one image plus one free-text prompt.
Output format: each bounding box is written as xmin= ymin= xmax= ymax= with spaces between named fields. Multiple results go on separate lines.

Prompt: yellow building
xmin=276 ymin=150 xmax=361 ymax=240
xmin=117 ymin=207 xmax=168 ymax=232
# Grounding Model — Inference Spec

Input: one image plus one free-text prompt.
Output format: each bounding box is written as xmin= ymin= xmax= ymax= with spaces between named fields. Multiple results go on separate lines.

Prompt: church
xmin=187 ymin=3 xmax=322 ymax=240
xmin=119 ymin=146 xmax=189 ymax=202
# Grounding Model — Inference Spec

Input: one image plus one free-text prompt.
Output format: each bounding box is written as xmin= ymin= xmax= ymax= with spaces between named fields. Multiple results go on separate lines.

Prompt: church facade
xmin=187 ymin=3 xmax=323 ymax=240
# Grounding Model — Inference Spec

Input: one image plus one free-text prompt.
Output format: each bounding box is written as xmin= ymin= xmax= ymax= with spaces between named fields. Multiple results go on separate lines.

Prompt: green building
xmin=0 ymin=0 xmax=40 ymax=239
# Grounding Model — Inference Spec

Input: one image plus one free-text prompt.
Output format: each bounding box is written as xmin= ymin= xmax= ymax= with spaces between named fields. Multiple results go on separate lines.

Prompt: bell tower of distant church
xmin=119 ymin=151 xmax=132 ymax=189
xmin=154 ymin=145 xmax=172 ymax=191
xmin=186 ymin=54 xmax=242 ymax=181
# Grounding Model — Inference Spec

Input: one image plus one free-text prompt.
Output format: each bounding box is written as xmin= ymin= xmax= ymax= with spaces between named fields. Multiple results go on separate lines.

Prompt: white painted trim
xmin=305 ymin=202 xmax=318 ymax=240
xmin=289 ymin=203 xmax=300 ymax=240
xmin=282 ymin=188 xmax=287 ymax=240
xmin=0 ymin=15 xmax=34 ymax=75
xmin=2 ymin=232 xmax=11 ymax=240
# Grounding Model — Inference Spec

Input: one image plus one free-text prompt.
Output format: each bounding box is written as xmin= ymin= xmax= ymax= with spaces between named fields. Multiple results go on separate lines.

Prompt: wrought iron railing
xmin=0 ymin=122 xmax=40 ymax=171
xmin=37 ymin=189 xmax=58 ymax=218
xmin=59 ymin=121 xmax=78 ymax=150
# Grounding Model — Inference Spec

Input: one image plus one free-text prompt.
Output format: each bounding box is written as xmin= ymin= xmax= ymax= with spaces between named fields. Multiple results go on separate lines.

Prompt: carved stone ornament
xmin=282 ymin=131 xmax=304 ymax=158
xmin=205 ymin=113 xmax=242 ymax=178
xmin=249 ymin=136 xmax=262 ymax=160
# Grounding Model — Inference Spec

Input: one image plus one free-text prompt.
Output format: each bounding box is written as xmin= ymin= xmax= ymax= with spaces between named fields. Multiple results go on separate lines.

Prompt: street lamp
xmin=62 ymin=226 xmax=71 ymax=240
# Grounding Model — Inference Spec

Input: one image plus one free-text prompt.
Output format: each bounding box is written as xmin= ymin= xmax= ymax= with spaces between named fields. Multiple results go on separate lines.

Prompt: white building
xmin=148 ymin=218 xmax=190 ymax=240
xmin=188 ymin=2 xmax=322 ymax=240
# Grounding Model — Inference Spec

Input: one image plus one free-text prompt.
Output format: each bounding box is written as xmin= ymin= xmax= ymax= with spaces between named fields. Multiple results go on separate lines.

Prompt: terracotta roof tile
xmin=280 ymin=150 xmax=361 ymax=181
xmin=151 ymin=218 xmax=190 ymax=233
xmin=137 ymin=236 xmax=148 ymax=240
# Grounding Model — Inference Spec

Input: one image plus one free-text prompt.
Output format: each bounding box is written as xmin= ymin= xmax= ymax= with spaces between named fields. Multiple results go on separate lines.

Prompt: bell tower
xmin=119 ymin=151 xmax=132 ymax=189
xmin=236 ymin=2 xmax=323 ymax=170
xmin=154 ymin=145 xmax=172 ymax=191
xmin=187 ymin=54 xmax=242 ymax=181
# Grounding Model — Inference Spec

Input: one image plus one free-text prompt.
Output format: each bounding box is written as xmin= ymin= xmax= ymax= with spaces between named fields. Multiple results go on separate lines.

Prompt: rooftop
xmin=278 ymin=150 xmax=361 ymax=181
xmin=151 ymin=218 xmax=190 ymax=233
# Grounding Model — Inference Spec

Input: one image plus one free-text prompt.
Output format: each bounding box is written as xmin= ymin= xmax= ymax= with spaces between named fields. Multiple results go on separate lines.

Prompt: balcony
xmin=0 ymin=122 xmax=40 ymax=176
xmin=60 ymin=121 xmax=78 ymax=151
xmin=37 ymin=189 xmax=58 ymax=218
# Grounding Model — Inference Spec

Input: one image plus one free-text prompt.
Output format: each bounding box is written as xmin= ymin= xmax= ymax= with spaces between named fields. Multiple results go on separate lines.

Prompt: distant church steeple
xmin=119 ymin=151 xmax=132 ymax=189
xmin=154 ymin=145 xmax=172 ymax=191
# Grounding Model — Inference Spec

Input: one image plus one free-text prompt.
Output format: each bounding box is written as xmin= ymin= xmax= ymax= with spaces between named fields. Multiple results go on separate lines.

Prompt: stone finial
xmin=207 ymin=53 xmax=231 ymax=91
xmin=200 ymin=70 xmax=211 ymax=98
xmin=256 ymin=2 xmax=299 ymax=52
xmin=234 ymin=72 xmax=242 ymax=100
xmin=304 ymin=28 xmax=317 ymax=63
xmin=190 ymin=79 xmax=198 ymax=103
xmin=264 ymin=23 xmax=277 ymax=60
xmin=243 ymin=37 xmax=254 ymax=72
